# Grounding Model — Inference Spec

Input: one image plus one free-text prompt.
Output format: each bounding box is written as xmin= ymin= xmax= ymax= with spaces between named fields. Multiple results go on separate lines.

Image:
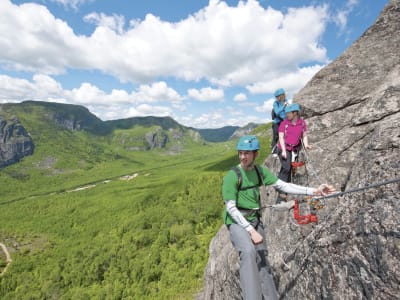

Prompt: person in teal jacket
xmin=271 ymin=88 xmax=288 ymax=155
xmin=222 ymin=135 xmax=336 ymax=300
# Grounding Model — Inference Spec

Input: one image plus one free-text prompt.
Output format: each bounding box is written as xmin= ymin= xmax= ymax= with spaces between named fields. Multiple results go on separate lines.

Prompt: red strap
xmin=291 ymin=161 xmax=305 ymax=168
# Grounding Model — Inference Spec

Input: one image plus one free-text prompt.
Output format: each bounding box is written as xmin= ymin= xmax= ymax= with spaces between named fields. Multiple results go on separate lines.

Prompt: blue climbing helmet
xmin=237 ymin=135 xmax=260 ymax=151
xmin=274 ymin=88 xmax=285 ymax=97
xmin=285 ymin=103 xmax=301 ymax=113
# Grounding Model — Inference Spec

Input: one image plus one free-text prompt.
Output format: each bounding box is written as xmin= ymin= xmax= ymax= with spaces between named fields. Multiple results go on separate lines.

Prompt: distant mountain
xmin=229 ymin=123 xmax=261 ymax=139
xmin=0 ymin=101 xmax=204 ymax=168
xmin=0 ymin=100 xmax=267 ymax=168
xmin=106 ymin=115 xmax=184 ymax=131
xmin=195 ymin=123 xmax=266 ymax=142
xmin=18 ymin=100 xmax=110 ymax=134
xmin=196 ymin=126 xmax=239 ymax=142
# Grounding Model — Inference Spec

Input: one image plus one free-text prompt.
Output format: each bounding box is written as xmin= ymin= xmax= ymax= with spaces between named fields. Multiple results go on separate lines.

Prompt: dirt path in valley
xmin=0 ymin=242 xmax=12 ymax=276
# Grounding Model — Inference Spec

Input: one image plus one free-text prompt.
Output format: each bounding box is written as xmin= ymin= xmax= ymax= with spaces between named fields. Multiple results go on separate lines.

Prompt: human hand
xmin=282 ymin=150 xmax=287 ymax=159
xmin=249 ymin=228 xmax=263 ymax=245
xmin=305 ymin=144 xmax=313 ymax=150
xmin=314 ymin=184 xmax=336 ymax=196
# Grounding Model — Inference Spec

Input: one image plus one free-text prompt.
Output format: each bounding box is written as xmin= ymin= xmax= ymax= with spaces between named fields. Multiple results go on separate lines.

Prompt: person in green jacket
xmin=222 ymin=135 xmax=335 ymax=300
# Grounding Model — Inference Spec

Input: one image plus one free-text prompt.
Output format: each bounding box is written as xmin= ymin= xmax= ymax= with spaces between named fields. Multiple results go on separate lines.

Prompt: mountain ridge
xmin=0 ymin=100 xmax=263 ymax=168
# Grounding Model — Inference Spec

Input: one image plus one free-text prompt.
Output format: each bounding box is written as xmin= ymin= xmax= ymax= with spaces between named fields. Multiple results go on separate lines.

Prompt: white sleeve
xmin=225 ymin=200 xmax=253 ymax=232
xmin=272 ymin=179 xmax=316 ymax=195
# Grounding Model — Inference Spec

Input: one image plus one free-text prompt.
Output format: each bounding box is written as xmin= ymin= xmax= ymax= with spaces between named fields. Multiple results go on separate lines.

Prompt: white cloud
xmin=0 ymin=1 xmax=85 ymax=74
xmin=0 ymin=74 xmax=181 ymax=120
xmin=0 ymin=0 xmax=329 ymax=86
xmin=84 ymin=12 xmax=126 ymax=34
xmin=246 ymin=64 xmax=325 ymax=95
xmin=136 ymin=81 xmax=183 ymax=103
xmin=65 ymin=80 xmax=182 ymax=105
xmin=187 ymin=87 xmax=224 ymax=102
xmin=99 ymin=102 xmax=172 ymax=121
xmin=88 ymin=103 xmax=171 ymax=121
xmin=0 ymin=0 xmax=341 ymax=128
xmin=256 ymin=97 xmax=274 ymax=114
xmin=332 ymin=0 xmax=359 ymax=34
xmin=233 ymin=93 xmax=247 ymax=102
xmin=130 ymin=103 xmax=171 ymax=116
xmin=50 ymin=0 xmax=94 ymax=10
xmin=177 ymin=111 xmax=225 ymax=128
xmin=0 ymin=74 xmax=63 ymax=101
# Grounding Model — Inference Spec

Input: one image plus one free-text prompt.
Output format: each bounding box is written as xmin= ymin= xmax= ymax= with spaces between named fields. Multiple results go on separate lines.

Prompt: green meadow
xmin=0 ymin=104 xmax=271 ymax=299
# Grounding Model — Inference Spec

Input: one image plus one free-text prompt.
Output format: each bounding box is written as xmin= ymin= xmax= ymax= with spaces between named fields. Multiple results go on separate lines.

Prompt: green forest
xmin=0 ymin=103 xmax=271 ymax=299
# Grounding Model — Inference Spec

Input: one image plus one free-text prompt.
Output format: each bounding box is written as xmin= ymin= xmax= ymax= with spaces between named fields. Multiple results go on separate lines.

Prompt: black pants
xmin=278 ymin=149 xmax=292 ymax=182
xmin=271 ymin=123 xmax=280 ymax=152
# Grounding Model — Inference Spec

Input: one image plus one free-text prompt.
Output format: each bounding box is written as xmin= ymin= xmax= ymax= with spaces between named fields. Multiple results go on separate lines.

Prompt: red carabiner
xmin=291 ymin=161 xmax=305 ymax=168
xmin=293 ymin=199 xmax=318 ymax=225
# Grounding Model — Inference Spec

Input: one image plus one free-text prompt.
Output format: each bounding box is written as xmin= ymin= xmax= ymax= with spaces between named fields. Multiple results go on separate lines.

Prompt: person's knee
xmin=239 ymin=245 xmax=257 ymax=261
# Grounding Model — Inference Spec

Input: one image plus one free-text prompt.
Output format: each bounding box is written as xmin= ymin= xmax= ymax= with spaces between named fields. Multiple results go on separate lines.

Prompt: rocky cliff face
xmin=0 ymin=115 xmax=34 ymax=169
xmin=145 ymin=129 xmax=169 ymax=149
xmin=230 ymin=123 xmax=260 ymax=140
xmin=198 ymin=1 xmax=400 ymax=299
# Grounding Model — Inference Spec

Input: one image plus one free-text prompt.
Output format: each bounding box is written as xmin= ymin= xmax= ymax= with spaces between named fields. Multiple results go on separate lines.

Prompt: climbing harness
xmin=291 ymin=161 xmax=305 ymax=168
xmin=291 ymin=177 xmax=400 ymax=226
xmin=271 ymin=144 xmax=277 ymax=155
xmin=290 ymin=150 xmax=305 ymax=179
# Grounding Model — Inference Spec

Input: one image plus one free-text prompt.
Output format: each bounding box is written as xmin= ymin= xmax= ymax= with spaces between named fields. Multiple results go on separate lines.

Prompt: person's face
xmin=286 ymin=111 xmax=294 ymax=120
xmin=286 ymin=111 xmax=298 ymax=120
xmin=276 ymin=94 xmax=285 ymax=102
xmin=238 ymin=150 xmax=258 ymax=169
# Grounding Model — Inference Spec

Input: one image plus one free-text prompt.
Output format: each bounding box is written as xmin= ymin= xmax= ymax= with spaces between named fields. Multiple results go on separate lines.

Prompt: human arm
xmin=302 ymin=133 xmax=312 ymax=149
xmin=225 ymin=200 xmax=263 ymax=244
xmin=279 ymin=132 xmax=287 ymax=159
xmin=225 ymin=200 xmax=252 ymax=231
xmin=258 ymin=165 xmax=336 ymax=196
xmin=272 ymin=179 xmax=336 ymax=196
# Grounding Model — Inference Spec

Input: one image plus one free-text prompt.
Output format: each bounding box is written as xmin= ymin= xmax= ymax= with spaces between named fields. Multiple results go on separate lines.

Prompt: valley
xmin=0 ymin=100 xmax=271 ymax=299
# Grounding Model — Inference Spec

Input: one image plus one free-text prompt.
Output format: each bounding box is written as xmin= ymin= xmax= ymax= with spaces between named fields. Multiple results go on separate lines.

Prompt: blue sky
xmin=0 ymin=0 xmax=388 ymax=128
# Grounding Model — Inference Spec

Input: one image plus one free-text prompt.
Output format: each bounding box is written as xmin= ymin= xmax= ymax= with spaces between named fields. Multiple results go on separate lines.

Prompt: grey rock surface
xmin=0 ymin=116 xmax=34 ymax=169
xmin=198 ymin=1 xmax=400 ymax=299
xmin=145 ymin=129 xmax=169 ymax=149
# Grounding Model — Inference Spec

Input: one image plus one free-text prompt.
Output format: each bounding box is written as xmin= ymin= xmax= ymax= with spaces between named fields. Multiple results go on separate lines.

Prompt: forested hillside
xmin=196 ymin=126 xmax=239 ymax=142
xmin=0 ymin=102 xmax=272 ymax=299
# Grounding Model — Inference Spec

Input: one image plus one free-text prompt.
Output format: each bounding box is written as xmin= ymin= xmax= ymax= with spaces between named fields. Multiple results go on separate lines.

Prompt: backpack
xmin=271 ymin=102 xmax=285 ymax=123
xmin=232 ymin=165 xmax=263 ymax=191
xmin=271 ymin=108 xmax=276 ymax=121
